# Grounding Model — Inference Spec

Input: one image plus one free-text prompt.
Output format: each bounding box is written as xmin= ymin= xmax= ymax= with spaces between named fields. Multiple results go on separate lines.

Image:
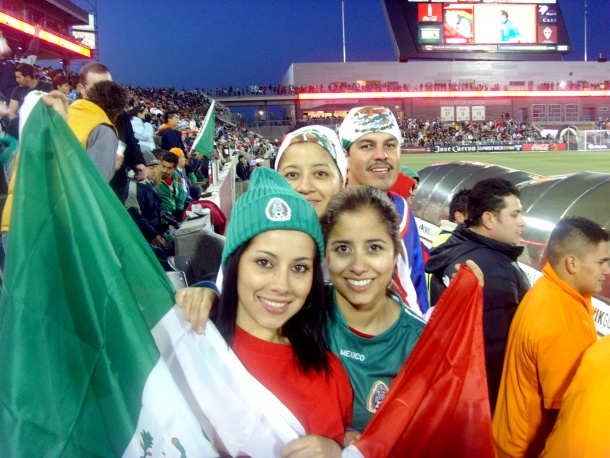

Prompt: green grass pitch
xmin=401 ymin=151 xmax=610 ymax=177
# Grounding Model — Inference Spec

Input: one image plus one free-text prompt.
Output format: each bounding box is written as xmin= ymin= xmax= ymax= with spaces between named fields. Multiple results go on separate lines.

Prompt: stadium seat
xmin=166 ymin=270 xmax=188 ymax=291
xmin=175 ymin=230 xmax=226 ymax=282
xmin=167 ymin=255 xmax=196 ymax=286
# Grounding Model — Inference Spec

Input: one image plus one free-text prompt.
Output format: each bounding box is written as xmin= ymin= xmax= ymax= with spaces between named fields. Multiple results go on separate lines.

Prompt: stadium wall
xmin=283 ymin=61 xmax=610 ymax=89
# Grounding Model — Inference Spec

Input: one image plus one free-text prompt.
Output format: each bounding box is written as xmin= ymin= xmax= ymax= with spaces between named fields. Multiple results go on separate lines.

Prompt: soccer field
xmin=401 ymin=151 xmax=610 ymax=176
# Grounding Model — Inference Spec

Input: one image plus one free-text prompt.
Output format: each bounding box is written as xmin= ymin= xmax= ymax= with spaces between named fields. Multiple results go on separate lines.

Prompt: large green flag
xmin=0 ymin=95 xmax=217 ymax=456
xmin=191 ymin=101 xmax=216 ymax=158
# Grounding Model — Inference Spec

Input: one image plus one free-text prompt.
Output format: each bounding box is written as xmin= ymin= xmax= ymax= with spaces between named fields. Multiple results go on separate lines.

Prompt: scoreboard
xmin=382 ymin=0 xmax=571 ymax=61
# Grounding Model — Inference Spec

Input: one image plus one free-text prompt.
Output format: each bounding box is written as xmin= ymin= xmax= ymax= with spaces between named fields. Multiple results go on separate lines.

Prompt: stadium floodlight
xmin=0 ymin=11 xmax=92 ymax=58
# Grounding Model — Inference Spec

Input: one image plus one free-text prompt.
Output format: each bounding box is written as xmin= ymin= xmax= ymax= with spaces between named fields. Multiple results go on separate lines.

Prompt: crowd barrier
xmin=413 ymin=161 xmax=610 ymax=336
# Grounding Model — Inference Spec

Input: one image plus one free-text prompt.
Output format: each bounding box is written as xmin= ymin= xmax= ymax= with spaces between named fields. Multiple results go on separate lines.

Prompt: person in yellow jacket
xmin=68 ymin=80 xmax=127 ymax=182
xmin=540 ymin=334 xmax=610 ymax=458
xmin=493 ymin=216 xmax=610 ymax=458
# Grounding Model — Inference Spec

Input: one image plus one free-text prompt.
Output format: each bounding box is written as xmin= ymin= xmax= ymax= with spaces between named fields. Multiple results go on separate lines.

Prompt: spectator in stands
xmin=236 ymin=154 xmax=250 ymax=181
xmin=274 ymin=125 xmax=347 ymax=217
xmin=7 ymin=63 xmax=52 ymax=137
xmin=191 ymin=149 xmax=210 ymax=185
xmin=130 ymin=103 xmax=155 ymax=151
xmin=75 ymin=62 xmax=147 ymax=200
xmin=431 ymin=188 xmax=470 ymax=248
xmin=125 ymin=149 xmax=177 ymax=267
xmin=68 ymin=80 xmax=127 ymax=182
xmin=159 ymin=110 xmax=186 ymax=151
xmin=339 ymin=106 xmax=429 ymax=316
xmin=319 ymin=185 xmax=426 ymax=437
xmin=250 ymin=157 xmax=264 ymax=172
xmin=157 ymin=151 xmax=186 ymax=221
xmin=540 ymin=334 xmax=610 ymax=457
xmin=0 ymin=27 xmax=39 ymax=101
xmin=401 ymin=166 xmax=420 ymax=206
xmin=170 ymin=147 xmax=201 ymax=202
xmin=389 ymin=165 xmax=418 ymax=207
xmin=214 ymin=167 xmax=352 ymax=455
xmin=493 ymin=217 xmax=609 ymax=458
xmin=51 ymin=74 xmax=76 ymax=101
xmin=426 ymin=177 xmax=530 ymax=412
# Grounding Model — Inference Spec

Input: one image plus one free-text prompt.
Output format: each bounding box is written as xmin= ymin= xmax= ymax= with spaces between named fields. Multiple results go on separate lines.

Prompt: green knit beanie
xmin=222 ymin=167 xmax=324 ymax=265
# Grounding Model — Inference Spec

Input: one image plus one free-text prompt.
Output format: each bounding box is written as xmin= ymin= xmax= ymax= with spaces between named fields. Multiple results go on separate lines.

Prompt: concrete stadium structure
xmin=281 ymin=60 xmax=610 ymax=123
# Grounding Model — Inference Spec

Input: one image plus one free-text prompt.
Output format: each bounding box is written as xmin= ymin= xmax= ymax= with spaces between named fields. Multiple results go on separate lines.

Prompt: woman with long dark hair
xmin=211 ymin=167 xmax=352 ymax=457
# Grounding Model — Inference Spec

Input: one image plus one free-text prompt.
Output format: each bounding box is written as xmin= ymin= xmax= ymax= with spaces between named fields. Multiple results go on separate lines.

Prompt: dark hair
xmin=161 ymin=152 xmax=179 ymax=167
xmin=79 ymin=62 xmax=111 ymax=85
xmin=215 ymin=240 xmax=330 ymax=375
xmin=85 ymin=81 xmax=128 ymax=121
xmin=51 ymin=74 xmax=69 ymax=89
xmin=466 ymin=177 xmax=519 ymax=228
xmin=152 ymin=148 xmax=167 ymax=161
xmin=164 ymin=110 xmax=179 ymax=123
xmin=547 ymin=217 xmax=609 ymax=266
xmin=500 ymin=10 xmax=508 ymax=18
xmin=320 ymin=185 xmax=400 ymax=252
xmin=449 ymin=188 xmax=470 ymax=223
xmin=238 ymin=154 xmax=245 ymax=161
xmin=15 ymin=63 xmax=35 ymax=79
xmin=129 ymin=103 xmax=148 ymax=118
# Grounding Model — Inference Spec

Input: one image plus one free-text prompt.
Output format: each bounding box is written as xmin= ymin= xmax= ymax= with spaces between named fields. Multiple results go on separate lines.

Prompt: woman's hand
xmin=174 ymin=287 xmax=218 ymax=333
xmin=455 ymin=259 xmax=484 ymax=287
xmin=280 ymin=435 xmax=342 ymax=458
xmin=343 ymin=430 xmax=361 ymax=447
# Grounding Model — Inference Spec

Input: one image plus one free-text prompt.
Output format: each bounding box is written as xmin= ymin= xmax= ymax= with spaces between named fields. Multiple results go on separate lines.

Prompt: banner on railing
xmin=522 ymin=143 xmax=567 ymax=151
xmin=434 ymin=145 xmax=478 ymax=153
xmin=431 ymin=143 xmax=567 ymax=153
xmin=402 ymin=146 xmax=433 ymax=154
xmin=478 ymin=144 xmax=524 ymax=152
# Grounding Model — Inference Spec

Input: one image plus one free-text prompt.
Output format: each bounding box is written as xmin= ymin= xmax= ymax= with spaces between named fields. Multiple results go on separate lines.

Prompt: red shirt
xmin=233 ymin=326 xmax=353 ymax=443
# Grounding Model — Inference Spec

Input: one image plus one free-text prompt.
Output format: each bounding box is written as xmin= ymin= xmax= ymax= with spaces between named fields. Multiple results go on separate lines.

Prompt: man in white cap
xmin=339 ymin=106 xmax=429 ymax=315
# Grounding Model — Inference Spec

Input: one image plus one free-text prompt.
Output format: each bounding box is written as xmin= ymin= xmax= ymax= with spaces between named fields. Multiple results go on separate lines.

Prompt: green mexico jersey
xmin=323 ymin=286 xmax=425 ymax=432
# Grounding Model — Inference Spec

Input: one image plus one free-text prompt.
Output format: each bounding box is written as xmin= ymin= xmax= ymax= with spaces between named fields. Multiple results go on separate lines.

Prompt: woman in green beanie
xmin=213 ymin=167 xmax=352 ymax=456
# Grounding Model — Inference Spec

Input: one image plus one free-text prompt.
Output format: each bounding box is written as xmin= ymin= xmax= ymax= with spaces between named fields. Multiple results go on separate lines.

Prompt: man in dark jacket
xmin=159 ymin=111 xmax=185 ymax=151
xmin=125 ymin=150 xmax=176 ymax=264
xmin=236 ymin=154 xmax=250 ymax=181
xmin=426 ymin=177 xmax=530 ymax=412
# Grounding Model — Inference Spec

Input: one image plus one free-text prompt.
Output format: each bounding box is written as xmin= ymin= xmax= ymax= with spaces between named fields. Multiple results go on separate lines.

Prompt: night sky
xmin=91 ymin=0 xmax=608 ymax=90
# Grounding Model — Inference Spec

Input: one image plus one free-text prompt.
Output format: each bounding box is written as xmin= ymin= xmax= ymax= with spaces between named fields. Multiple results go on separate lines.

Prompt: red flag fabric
xmin=352 ymin=265 xmax=494 ymax=458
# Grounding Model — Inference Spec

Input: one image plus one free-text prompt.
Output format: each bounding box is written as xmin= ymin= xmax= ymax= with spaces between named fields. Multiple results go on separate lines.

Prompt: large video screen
xmin=383 ymin=0 xmax=571 ymax=61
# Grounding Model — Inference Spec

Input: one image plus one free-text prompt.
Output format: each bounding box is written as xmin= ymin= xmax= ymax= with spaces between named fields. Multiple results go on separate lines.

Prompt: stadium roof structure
xmin=1 ymin=0 xmax=92 ymax=60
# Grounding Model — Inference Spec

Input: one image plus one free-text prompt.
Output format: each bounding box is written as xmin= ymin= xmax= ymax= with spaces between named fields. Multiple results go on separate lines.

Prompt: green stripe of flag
xmin=0 ymin=95 xmax=213 ymax=456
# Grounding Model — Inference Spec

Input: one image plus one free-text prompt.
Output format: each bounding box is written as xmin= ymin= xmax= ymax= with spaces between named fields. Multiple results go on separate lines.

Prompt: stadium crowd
xmin=207 ymin=79 xmax=609 ymax=97
xmin=1 ymin=32 xmax=609 ymax=457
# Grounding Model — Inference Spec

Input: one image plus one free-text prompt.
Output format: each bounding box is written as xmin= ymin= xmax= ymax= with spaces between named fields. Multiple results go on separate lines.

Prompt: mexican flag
xmin=343 ymin=265 xmax=494 ymax=458
xmin=191 ymin=101 xmax=216 ymax=158
xmin=0 ymin=95 xmax=303 ymax=457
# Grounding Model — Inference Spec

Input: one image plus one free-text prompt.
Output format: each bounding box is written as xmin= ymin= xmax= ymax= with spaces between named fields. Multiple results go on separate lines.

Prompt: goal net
xmin=579 ymin=130 xmax=610 ymax=151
